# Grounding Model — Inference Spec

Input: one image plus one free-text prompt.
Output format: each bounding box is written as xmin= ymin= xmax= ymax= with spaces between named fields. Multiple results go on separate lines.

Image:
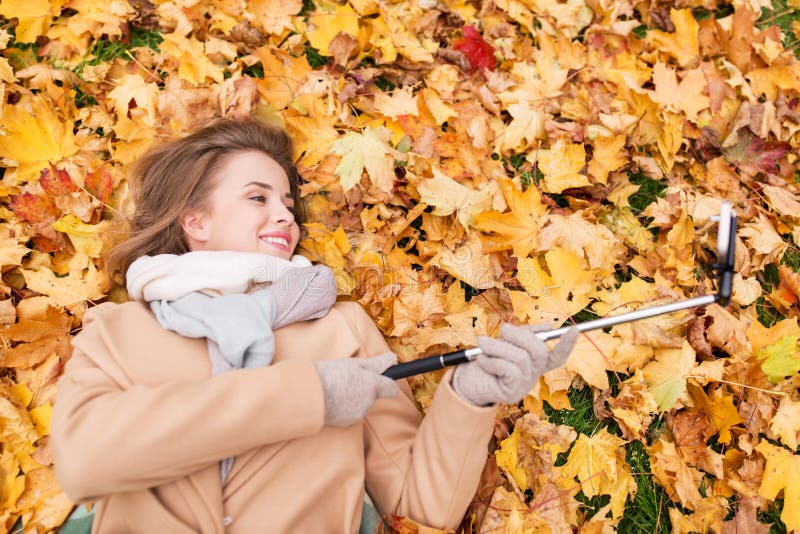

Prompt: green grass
xmin=628 ymin=173 xmax=667 ymax=215
xmin=757 ymin=0 xmax=800 ymax=57
xmin=304 ymin=44 xmax=328 ymax=68
xmin=758 ymin=499 xmax=787 ymax=534
xmin=81 ymin=28 xmax=163 ymax=70
xmin=617 ymin=441 xmax=672 ymax=534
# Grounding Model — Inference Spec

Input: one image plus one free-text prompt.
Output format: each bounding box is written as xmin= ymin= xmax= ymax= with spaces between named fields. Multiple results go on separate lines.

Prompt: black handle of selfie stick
xmin=382 ymin=204 xmax=737 ymax=381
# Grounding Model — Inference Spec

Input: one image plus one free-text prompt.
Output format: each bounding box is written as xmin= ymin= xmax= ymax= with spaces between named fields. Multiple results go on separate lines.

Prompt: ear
xmin=180 ymin=209 xmax=212 ymax=248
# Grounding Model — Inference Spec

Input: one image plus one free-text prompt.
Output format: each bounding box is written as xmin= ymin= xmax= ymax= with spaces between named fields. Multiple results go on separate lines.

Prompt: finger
xmin=525 ymin=323 xmax=557 ymax=333
xmin=500 ymin=323 xmax=549 ymax=357
xmin=358 ymin=352 xmax=398 ymax=373
xmin=374 ymin=376 xmax=399 ymax=398
xmin=546 ymin=326 xmax=580 ymax=369
xmin=476 ymin=337 xmax=533 ymax=375
xmin=475 ymin=351 xmax=529 ymax=381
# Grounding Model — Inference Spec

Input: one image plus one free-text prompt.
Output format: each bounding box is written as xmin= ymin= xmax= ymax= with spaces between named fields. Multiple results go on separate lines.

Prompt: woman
xmin=51 ymin=117 xmax=578 ymax=533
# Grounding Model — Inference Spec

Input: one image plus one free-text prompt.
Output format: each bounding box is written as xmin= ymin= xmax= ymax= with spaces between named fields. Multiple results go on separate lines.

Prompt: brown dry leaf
xmin=668 ymin=497 xmax=727 ymax=534
xmin=648 ymin=438 xmax=705 ymax=510
xmin=769 ymin=396 xmax=800 ymax=450
xmin=722 ymin=497 xmax=770 ymax=534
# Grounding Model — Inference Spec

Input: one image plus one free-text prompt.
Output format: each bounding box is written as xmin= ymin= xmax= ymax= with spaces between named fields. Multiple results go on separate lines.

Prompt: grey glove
xmin=451 ymin=323 xmax=580 ymax=407
xmin=268 ymin=265 xmax=338 ymax=329
xmin=313 ymin=352 xmax=399 ymax=426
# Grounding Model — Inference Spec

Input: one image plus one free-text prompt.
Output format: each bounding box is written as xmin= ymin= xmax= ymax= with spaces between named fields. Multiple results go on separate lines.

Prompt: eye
xmin=249 ymin=194 xmax=267 ymax=203
xmin=286 ymin=205 xmax=299 ymax=217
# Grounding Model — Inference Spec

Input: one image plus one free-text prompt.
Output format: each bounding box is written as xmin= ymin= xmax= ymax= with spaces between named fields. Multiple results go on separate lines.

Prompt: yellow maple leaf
xmin=668 ymin=497 xmax=727 ymax=533
xmin=740 ymin=214 xmax=789 ymax=271
xmin=52 ymin=214 xmax=110 ymax=259
xmin=390 ymin=284 xmax=446 ymax=338
xmin=306 ymin=4 xmax=361 ymax=56
xmin=494 ymin=103 xmax=547 ymax=153
xmin=28 ymin=402 xmax=51 ymax=437
xmin=536 ymin=139 xmax=589 ymax=194
xmin=515 ymin=248 xmax=594 ymax=327
xmin=756 ymin=440 xmax=800 ymax=531
xmin=642 ymin=340 xmax=696 ymax=411
xmin=599 ymin=206 xmax=655 ymax=254
xmin=646 ymin=8 xmax=700 ymax=67
xmin=249 ymin=0 xmax=302 ymax=35
xmin=0 ymin=237 xmax=31 ymax=268
xmin=650 ymin=64 xmax=711 ymax=121
xmin=656 ymin=111 xmax=683 ymax=172
xmin=539 ymin=212 xmax=626 ymax=275
xmin=0 ymin=94 xmax=79 ymax=184
xmin=160 ymin=32 xmax=225 ymax=85
xmin=565 ymin=331 xmax=619 ymax=390
xmin=588 ymin=134 xmax=627 ymax=185
xmin=429 ymin=233 xmax=497 ymax=290
xmin=689 ymin=386 xmax=742 ymax=444
xmin=416 ymin=168 xmax=492 ymax=229
xmin=255 ymin=46 xmax=311 ymax=110
xmin=331 ymin=126 xmax=397 ymax=194
xmin=374 ymin=86 xmax=418 ymax=119
xmin=473 ymin=178 xmax=547 ymax=258
xmin=558 ymin=428 xmax=636 ymax=519
xmin=0 ymin=0 xmax=57 ymax=43
xmin=770 ymin=397 xmax=800 ymax=450
xmin=106 ymin=73 xmax=159 ymax=126
xmin=495 ymin=430 xmax=529 ymax=491
xmin=284 ymin=113 xmax=339 ymax=168
xmin=20 ymin=252 xmax=110 ymax=308
xmin=372 ymin=3 xmax=435 ymax=64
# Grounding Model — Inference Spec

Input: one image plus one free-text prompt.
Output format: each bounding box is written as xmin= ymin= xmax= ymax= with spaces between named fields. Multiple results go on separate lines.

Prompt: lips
xmin=260 ymin=231 xmax=291 ymax=251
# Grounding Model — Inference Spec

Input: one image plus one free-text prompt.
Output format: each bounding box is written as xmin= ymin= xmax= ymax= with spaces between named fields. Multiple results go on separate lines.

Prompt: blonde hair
xmin=105 ymin=117 xmax=303 ymax=285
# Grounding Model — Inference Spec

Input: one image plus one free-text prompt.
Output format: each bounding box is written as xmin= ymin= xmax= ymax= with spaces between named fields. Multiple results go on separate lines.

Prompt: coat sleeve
xmin=51 ymin=316 xmax=326 ymax=502
xmin=344 ymin=304 xmax=496 ymax=530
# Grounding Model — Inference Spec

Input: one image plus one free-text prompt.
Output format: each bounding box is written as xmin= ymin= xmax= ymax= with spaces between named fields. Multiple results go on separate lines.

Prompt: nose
xmin=271 ymin=201 xmax=295 ymax=225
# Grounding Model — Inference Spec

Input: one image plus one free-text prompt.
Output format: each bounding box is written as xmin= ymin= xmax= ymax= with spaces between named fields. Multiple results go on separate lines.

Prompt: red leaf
xmin=723 ymin=129 xmax=791 ymax=176
xmin=10 ymin=193 xmax=60 ymax=224
xmin=31 ymin=235 xmax=60 ymax=253
xmin=39 ymin=167 xmax=79 ymax=196
xmin=452 ymin=26 xmax=497 ymax=73
xmin=85 ymin=167 xmax=114 ymax=204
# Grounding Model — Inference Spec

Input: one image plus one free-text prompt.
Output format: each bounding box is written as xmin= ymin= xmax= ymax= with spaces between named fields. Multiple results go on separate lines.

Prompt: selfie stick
xmin=383 ymin=202 xmax=737 ymax=380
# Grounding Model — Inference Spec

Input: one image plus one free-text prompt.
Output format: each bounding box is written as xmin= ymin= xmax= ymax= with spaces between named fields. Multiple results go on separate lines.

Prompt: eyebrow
xmin=244 ymin=181 xmax=293 ymax=199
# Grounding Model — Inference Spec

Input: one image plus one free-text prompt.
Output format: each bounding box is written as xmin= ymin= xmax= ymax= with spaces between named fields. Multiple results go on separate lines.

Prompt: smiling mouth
xmin=261 ymin=236 xmax=289 ymax=249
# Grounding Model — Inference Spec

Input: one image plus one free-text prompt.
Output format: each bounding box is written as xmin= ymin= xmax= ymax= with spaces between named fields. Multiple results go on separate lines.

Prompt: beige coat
xmin=51 ymin=300 xmax=496 ymax=533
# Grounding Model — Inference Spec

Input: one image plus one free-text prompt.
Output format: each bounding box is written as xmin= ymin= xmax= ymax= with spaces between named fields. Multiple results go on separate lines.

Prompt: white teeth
xmin=263 ymin=236 xmax=289 ymax=247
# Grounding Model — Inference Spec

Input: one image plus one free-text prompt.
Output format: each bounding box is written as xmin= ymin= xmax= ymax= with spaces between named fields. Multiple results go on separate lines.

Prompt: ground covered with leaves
xmin=1 ymin=0 xmax=800 ymax=532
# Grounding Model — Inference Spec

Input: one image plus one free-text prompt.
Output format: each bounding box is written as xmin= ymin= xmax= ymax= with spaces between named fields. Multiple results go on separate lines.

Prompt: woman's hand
xmin=451 ymin=324 xmax=579 ymax=407
xmin=313 ymin=353 xmax=398 ymax=426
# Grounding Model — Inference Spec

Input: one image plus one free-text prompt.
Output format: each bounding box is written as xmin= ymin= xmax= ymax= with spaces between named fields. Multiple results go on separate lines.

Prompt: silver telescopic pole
xmin=382 ymin=202 xmax=736 ymax=381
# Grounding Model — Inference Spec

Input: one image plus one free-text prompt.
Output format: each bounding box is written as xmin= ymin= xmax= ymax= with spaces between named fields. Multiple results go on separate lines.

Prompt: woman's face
xmin=181 ymin=150 xmax=301 ymax=260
